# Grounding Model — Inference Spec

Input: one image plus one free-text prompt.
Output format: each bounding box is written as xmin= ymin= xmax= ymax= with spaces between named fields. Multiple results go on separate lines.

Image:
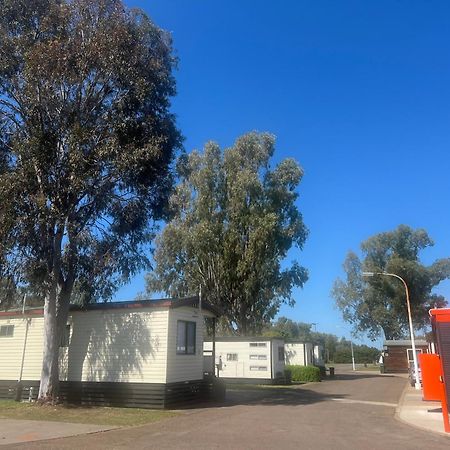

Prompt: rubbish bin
xmin=329 ymin=367 xmax=335 ymax=377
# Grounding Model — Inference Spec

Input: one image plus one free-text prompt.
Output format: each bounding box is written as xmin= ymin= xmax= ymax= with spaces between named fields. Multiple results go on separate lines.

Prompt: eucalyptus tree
xmin=0 ymin=0 xmax=180 ymax=401
xmin=146 ymin=132 xmax=308 ymax=334
xmin=332 ymin=225 xmax=450 ymax=340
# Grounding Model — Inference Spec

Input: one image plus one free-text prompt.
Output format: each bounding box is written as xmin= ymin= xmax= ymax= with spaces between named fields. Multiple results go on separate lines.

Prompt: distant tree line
xmin=263 ymin=317 xmax=380 ymax=364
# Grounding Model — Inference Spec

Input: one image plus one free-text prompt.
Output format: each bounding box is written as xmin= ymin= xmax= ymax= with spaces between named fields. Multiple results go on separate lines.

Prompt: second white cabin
xmin=204 ymin=337 xmax=286 ymax=383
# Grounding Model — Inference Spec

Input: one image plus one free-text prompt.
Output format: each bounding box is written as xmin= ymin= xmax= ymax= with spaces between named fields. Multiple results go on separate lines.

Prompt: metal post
xmin=351 ymin=340 xmax=356 ymax=371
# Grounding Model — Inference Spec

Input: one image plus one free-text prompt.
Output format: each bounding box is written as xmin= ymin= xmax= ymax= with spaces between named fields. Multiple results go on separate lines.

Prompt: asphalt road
xmin=7 ymin=368 xmax=450 ymax=450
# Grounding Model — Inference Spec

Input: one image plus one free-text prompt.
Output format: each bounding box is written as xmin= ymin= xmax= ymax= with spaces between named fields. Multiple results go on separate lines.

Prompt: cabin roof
xmin=383 ymin=339 xmax=428 ymax=347
xmin=0 ymin=296 xmax=221 ymax=318
xmin=205 ymin=336 xmax=284 ymax=343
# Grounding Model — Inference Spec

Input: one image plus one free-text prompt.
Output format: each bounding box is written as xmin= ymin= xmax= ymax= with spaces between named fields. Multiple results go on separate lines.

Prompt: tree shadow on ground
xmin=328 ymin=373 xmax=395 ymax=381
xmin=178 ymin=385 xmax=348 ymax=410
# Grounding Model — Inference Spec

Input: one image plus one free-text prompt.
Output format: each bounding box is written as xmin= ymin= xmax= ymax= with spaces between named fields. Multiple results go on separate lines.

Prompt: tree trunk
xmin=38 ymin=225 xmax=72 ymax=403
xmin=38 ymin=289 xmax=61 ymax=402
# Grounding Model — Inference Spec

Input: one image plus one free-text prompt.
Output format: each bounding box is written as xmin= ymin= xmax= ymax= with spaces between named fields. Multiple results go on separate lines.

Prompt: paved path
xmin=6 ymin=371 xmax=450 ymax=449
xmin=0 ymin=420 xmax=115 ymax=447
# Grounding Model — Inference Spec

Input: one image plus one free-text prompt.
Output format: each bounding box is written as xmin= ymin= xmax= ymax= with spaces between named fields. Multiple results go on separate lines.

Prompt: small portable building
xmin=204 ymin=337 xmax=285 ymax=383
xmin=382 ymin=339 xmax=429 ymax=373
xmin=285 ymin=342 xmax=314 ymax=366
xmin=284 ymin=342 xmax=325 ymax=367
xmin=0 ymin=296 xmax=220 ymax=408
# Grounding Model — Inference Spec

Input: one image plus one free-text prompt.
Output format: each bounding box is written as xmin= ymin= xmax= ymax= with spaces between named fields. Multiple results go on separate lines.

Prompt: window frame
xmin=0 ymin=324 xmax=14 ymax=338
xmin=249 ymin=365 xmax=268 ymax=371
xmin=176 ymin=320 xmax=196 ymax=355
xmin=227 ymin=353 xmax=238 ymax=361
xmin=250 ymin=354 xmax=267 ymax=360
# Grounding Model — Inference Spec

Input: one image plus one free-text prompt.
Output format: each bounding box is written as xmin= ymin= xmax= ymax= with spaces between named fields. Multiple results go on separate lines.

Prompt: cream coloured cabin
xmin=204 ymin=337 xmax=286 ymax=383
xmin=284 ymin=342 xmax=314 ymax=366
xmin=0 ymin=297 xmax=220 ymax=408
xmin=284 ymin=342 xmax=325 ymax=367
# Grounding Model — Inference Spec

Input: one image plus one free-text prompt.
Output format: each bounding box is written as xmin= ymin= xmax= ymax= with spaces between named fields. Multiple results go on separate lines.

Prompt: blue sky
xmin=116 ymin=1 xmax=450 ymax=346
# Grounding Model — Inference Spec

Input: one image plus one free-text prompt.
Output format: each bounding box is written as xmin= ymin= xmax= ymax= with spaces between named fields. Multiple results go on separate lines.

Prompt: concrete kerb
xmin=395 ymin=382 xmax=450 ymax=438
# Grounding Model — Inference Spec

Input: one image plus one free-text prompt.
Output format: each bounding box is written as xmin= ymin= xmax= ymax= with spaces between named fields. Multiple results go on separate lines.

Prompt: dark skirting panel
xmin=0 ymin=379 xmax=218 ymax=409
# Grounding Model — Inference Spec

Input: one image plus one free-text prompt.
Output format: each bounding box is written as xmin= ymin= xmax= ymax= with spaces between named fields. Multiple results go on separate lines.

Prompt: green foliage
xmin=263 ymin=317 xmax=313 ymax=341
xmin=0 ymin=0 xmax=180 ymax=400
xmin=0 ymin=0 xmax=180 ymax=303
xmin=332 ymin=339 xmax=379 ymax=364
xmin=286 ymin=365 xmax=320 ymax=382
xmin=264 ymin=317 xmax=380 ymax=363
xmin=146 ymin=132 xmax=308 ymax=334
xmin=332 ymin=225 xmax=450 ymax=340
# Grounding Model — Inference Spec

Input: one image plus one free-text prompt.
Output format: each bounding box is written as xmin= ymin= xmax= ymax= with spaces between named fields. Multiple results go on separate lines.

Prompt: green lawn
xmin=0 ymin=400 xmax=177 ymax=427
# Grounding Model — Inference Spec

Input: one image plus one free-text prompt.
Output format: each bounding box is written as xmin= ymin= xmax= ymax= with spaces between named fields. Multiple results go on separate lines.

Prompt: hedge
xmin=285 ymin=365 xmax=321 ymax=382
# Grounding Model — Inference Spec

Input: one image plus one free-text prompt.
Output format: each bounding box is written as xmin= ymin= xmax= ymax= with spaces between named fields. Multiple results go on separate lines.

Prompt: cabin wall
xmin=0 ymin=316 xmax=44 ymax=380
xmin=284 ymin=343 xmax=315 ymax=366
xmin=166 ymin=307 xmax=205 ymax=383
xmin=205 ymin=340 xmax=276 ymax=380
xmin=384 ymin=344 xmax=429 ymax=373
xmin=68 ymin=308 xmax=169 ymax=383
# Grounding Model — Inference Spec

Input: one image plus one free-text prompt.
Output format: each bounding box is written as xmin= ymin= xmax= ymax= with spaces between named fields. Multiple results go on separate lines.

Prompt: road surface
xmin=7 ymin=368 xmax=450 ymax=449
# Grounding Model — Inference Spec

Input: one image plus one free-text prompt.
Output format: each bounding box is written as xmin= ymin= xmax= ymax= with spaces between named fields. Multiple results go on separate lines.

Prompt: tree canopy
xmin=332 ymin=225 xmax=450 ymax=340
xmin=146 ymin=132 xmax=308 ymax=334
xmin=262 ymin=317 xmax=379 ymax=363
xmin=0 ymin=0 xmax=180 ymax=400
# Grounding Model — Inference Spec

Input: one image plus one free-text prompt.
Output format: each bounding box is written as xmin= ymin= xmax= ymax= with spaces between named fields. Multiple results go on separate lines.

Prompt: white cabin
xmin=285 ymin=342 xmax=314 ymax=366
xmin=0 ymin=297 xmax=220 ymax=408
xmin=204 ymin=337 xmax=285 ymax=383
xmin=285 ymin=342 xmax=325 ymax=367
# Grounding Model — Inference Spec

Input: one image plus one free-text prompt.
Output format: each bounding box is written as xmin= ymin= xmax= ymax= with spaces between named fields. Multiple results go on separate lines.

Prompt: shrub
xmin=286 ymin=365 xmax=321 ymax=382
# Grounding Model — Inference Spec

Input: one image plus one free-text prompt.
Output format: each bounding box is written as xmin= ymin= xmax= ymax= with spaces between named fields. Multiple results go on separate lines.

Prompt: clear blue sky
xmin=116 ymin=0 xmax=450 ymax=346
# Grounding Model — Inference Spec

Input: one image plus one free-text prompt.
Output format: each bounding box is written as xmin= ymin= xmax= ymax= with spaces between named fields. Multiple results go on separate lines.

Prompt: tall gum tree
xmin=332 ymin=225 xmax=450 ymax=340
xmin=146 ymin=132 xmax=308 ymax=334
xmin=0 ymin=0 xmax=181 ymax=401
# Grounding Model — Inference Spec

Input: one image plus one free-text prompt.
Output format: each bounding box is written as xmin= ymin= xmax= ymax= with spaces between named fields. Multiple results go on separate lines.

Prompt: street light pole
xmin=362 ymin=271 xmax=421 ymax=390
xmin=350 ymin=340 xmax=356 ymax=371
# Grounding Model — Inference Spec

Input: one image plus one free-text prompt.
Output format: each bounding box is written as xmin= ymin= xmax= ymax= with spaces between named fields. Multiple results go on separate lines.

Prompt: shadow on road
xmin=176 ymin=371 xmax=400 ymax=411
xmin=177 ymin=384 xmax=348 ymax=410
xmin=330 ymin=373 xmax=395 ymax=381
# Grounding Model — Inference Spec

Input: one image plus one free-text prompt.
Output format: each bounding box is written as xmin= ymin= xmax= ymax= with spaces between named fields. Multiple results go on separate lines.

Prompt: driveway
xmin=6 ymin=370 xmax=450 ymax=449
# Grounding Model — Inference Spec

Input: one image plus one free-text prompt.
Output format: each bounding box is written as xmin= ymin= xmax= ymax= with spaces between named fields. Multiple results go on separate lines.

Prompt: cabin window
xmin=0 ymin=325 xmax=14 ymax=337
xmin=407 ymin=348 xmax=423 ymax=363
xmin=250 ymin=366 xmax=267 ymax=371
xmin=60 ymin=325 xmax=70 ymax=347
xmin=278 ymin=346 xmax=285 ymax=362
xmin=250 ymin=354 xmax=267 ymax=360
xmin=249 ymin=342 xmax=267 ymax=347
xmin=227 ymin=353 xmax=238 ymax=361
xmin=177 ymin=320 xmax=196 ymax=355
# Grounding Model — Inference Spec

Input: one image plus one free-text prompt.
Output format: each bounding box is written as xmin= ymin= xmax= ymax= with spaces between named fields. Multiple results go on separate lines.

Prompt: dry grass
xmin=0 ymin=400 xmax=177 ymax=426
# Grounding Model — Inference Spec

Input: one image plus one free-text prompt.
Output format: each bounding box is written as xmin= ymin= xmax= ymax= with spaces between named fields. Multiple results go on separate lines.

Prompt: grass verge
xmin=0 ymin=400 xmax=177 ymax=427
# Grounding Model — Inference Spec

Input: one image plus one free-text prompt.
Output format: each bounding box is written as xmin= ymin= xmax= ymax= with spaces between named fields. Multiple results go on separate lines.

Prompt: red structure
xmin=429 ymin=308 xmax=450 ymax=433
xmin=419 ymin=353 xmax=443 ymax=402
